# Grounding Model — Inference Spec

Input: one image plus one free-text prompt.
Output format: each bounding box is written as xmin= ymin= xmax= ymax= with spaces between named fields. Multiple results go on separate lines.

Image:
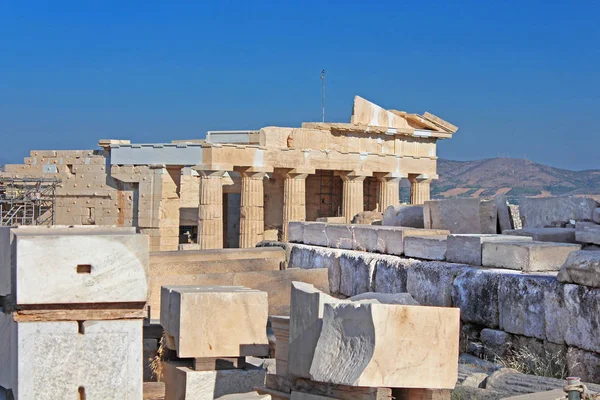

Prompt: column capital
xmin=408 ymin=173 xmax=437 ymax=183
xmin=193 ymin=169 xmax=228 ymax=178
xmin=277 ymin=167 xmax=315 ymax=179
xmin=374 ymin=172 xmax=406 ymax=181
xmin=336 ymin=170 xmax=371 ymax=181
xmin=234 ymin=166 xmax=274 ymax=176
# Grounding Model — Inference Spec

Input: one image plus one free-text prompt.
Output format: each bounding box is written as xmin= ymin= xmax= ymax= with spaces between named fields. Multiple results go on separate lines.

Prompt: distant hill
xmin=431 ymin=158 xmax=600 ymax=203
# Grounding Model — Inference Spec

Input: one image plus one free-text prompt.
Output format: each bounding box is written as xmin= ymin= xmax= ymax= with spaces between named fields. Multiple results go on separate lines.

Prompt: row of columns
xmin=196 ymin=168 xmax=432 ymax=249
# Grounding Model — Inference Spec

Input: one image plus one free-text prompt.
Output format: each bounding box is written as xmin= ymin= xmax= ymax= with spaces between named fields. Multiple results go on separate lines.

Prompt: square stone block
xmin=482 ymin=241 xmax=581 ymax=272
xmin=1 ymin=226 xmax=149 ymax=305
xmin=375 ymin=227 xmax=450 ymax=256
xmin=288 ymin=222 xmax=304 ymax=243
xmin=575 ymin=221 xmax=600 ymax=245
xmin=404 ymin=235 xmax=448 ymax=261
xmin=163 ymin=360 xmax=266 ymax=400
xmin=302 ymin=222 xmax=329 ymax=247
xmin=161 ymin=285 xmax=269 ymax=358
xmin=503 ymin=228 xmax=576 ymax=243
xmin=424 ymin=199 xmax=497 ymax=234
xmin=325 ymin=224 xmax=354 ymax=250
xmin=446 ymin=234 xmax=532 ymax=266
xmin=309 ymin=303 xmax=460 ymax=388
xmin=0 ymin=315 xmax=142 ymax=399
xmin=520 ymin=197 xmax=598 ymax=228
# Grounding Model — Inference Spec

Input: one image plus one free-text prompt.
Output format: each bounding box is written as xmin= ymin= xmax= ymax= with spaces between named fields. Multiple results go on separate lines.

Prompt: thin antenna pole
xmin=321 ymin=69 xmax=325 ymax=122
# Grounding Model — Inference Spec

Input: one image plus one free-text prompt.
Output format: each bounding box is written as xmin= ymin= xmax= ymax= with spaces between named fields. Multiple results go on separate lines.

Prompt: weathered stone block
xmin=160 ymin=285 xmax=269 ymax=358
xmin=503 ymin=227 xmax=577 ymax=243
xmin=288 ymin=222 xmax=304 ymax=243
xmin=404 ymin=235 xmax=448 ymax=261
xmin=480 ymin=329 xmax=513 ymax=361
xmin=520 ymin=196 xmax=598 ymax=228
xmin=373 ymin=255 xmax=417 ymax=293
xmin=325 ymin=224 xmax=354 ymax=250
xmin=594 ymin=208 xmax=600 ymax=224
xmin=382 ymin=205 xmax=424 ymax=228
xmin=446 ymin=234 xmax=532 ymax=266
xmin=452 ymin=268 xmax=510 ymax=327
xmin=309 ymin=303 xmax=460 ymax=388
xmin=351 ymin=225 xmax=379 ymax=252
xmin=407 ymin=262 xmax=470 ymax=307
xmin=495 ymin=195 xmax=513 ymax=233
xmin=424 ymin=199 xmax=497 ymax=234
xmin=498 ymin=274 xmax=556 ymax=340
xmin=0 ymin=316 xmax=143 ymax=399
xmin=374 ymin=226 xmax=450 ymax=256
xmin=163 ymin=360 xmax=266 ymax=400
xmin=566 ymin=347 xmax=600 ymax=384
xmin=482 ymin=241 xmax=581 ymax=272
xmin=302 ymin=222 xmax=328 ymax=247
xmin=575 ymin=221 xmax=600 ymax=245
xmin=2 ymin=227 xmax=149 ymax=305
xmin=557 ymin=250 xmax=600 ymax=288
xmin=339 ymin=252 xmax=377 ymax=296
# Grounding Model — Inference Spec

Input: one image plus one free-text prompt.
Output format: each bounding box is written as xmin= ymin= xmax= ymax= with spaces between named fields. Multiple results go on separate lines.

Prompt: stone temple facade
xmin=0 ymin=96 xmax=457 ymax=251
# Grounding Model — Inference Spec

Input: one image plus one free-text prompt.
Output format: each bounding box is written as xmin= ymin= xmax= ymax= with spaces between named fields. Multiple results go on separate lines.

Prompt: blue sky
xmin=1 ymin=1 xmax=599 ymax=170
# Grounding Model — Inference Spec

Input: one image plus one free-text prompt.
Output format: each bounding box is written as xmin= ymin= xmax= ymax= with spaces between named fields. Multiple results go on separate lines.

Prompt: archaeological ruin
xmin=3 ymin=96 xmax=600 ymax=400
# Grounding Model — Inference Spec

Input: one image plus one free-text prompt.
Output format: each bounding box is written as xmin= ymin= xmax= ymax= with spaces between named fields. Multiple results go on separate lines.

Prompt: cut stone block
xmin=498 ymin=274 xmax=556 ymax=340
xmin=382 ymin=205 xmax=424 ymax=228
xmin=325 ymin=224 xmax=354 ymax=250
xmin=0 ymin=316 xmax=142 ymax=400
xmin=309 ymin=303 xmax=459 ymax=388
xmin=351 ymin=225 xmax=379 ymax=252
xmin=288 ymin=222 xmax=304 ymax=243
xmin=150 ymin=247 xmax=284 ymax=276
xmin=292 ymin=377 xmax=392 ymax=400
xmin=1 ymin=227 xmax=149 ymax=305
xmin=373 ymin=255 xmax=418 ymax=294
xmin=519 ymin=196 xmax=598 ymax=228
xmin=594 ymin=208 xmax=600 ymax=224
xmin=481 ymin=241 xmax=581 ymax=272
xmin=375 ymin=226 xmax=450 ymax=256
xmin=163 ymin=360 xmax=266 ymax=400
xmin=566 ymin=347 xmax=600 ymax=384
xmin=271 ymin=315 xmax=290 ymax=377
xmin=446 ymin=234 xmax=532 ymax=266
xmin=288 ymin=282 xmax=419 ymax=380
xmin=406 ymin=262 xmax=469 ymax=307
xmin=424 ymin=199 xmax=497 ymax=234
xmin=503 ymin=228 xmax=576 ymax=243
xmin=404 ymin=235 xmax=448 ymax=261
xmin=302 ymin=222 xmax=328 ymax=247
xmin=148 ymin=268 xmax=329 ymax=320
xmin=575 ymin=221 xmax=600 ymax=245
xmin=160 ymin=285 xmax=269 ymax=358
xmin=217 ymin=392 xmax=272 ymax=400
xmin=557 ymin=250 xmax=600 ymax=287
xmin=339 ymin=251 xmax=377 ymax=296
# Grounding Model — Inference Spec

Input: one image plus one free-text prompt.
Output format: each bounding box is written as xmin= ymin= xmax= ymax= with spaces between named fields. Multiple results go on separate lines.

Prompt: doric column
xmin=282 ymin=171 xmax=309 ymax=241
xmin=376 ymin=173 xmax=401 ymax=212
xmin=197 ymin=169 xmax=226 ymax=249
xmin=409 ymin=175 xmax=432 ymax=205
xmin=238 ymin=168 xmax=268 ymax=248
xmin=340 ymin=172 xmax=367 ymax=223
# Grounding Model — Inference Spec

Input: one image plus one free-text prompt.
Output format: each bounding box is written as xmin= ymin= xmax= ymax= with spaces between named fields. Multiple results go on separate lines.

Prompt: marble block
xmin=0 ymin=315 xmax=143 ymax=400
xmin=161 ymin=285 xmax=269 ymax=358
xmin=446 ymin=234 xmax=532 ymax=266
xmin=163 ymin=360 xmax=266 ymax=400
xmin=482 ymin=241 xmax=581 ymax=272
xmin=309 ymin=303 xmax=460 ymax=388
xmin=2 ymin=226 xmax=149 ymax=305
xmin=404 ymin=235 xmax=448 ymax=261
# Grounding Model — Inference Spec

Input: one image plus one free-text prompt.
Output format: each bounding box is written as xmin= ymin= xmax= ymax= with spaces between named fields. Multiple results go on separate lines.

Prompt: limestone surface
xmin=309 ymin=303 xmax=459 ymax=388
xmin=481 ymin=241 xmax=581 ymax=272
xmin=575 ymin=221 xmax=600 ymax=245
xmin=288 ymin=222 xmax=304 ymax=243
xmin=160 ymin=285 xmax=269 ymax=358
xmin=1 ymin=318 xmax=142 ymax=400
xmin=302 ymin=222 xmax=329 ymax=247
xmin=7 ymin=228 xmax=149 ymax=305
xmin=446 ymin=234 xmax=532 ymax=266
xmin=557 ymin=250 xmax=600 ymax=287
xmin=519 ymin=196 xmax=598 ymax=228
xmin=424 ymin=198 xmax=497 ymax=234
xmin=325 ymin=224 xmax=354 ymax=250
xmin=382 ymin=205 xmax=424 ymax=228
xmin=404 ymin=235 xmax=448 ymax=261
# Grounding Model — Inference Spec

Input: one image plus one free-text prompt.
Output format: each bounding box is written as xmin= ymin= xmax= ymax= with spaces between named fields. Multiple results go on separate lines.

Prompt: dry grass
xmin=151 ymin=332 xmax=166 ymax=380
xmin=498 ymin=347 xmax=569 ymax=380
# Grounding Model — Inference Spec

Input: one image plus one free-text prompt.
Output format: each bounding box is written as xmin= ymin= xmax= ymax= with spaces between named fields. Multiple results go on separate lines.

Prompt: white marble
xmin=11 ymin=228 xmax=149 ymax=305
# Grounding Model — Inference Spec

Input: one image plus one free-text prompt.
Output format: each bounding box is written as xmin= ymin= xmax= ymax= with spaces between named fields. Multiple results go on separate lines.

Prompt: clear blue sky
xmin=1 ymin=1 xmax=599 ymax=170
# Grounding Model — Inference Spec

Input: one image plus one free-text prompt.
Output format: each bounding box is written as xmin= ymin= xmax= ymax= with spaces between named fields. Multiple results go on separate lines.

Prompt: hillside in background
xmin=431 ymin=158 xmax=600 ymax=203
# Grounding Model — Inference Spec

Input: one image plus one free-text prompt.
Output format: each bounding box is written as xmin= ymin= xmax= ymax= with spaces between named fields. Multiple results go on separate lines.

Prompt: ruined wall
xmin=258 ymin=241 xmax=600 ymax=384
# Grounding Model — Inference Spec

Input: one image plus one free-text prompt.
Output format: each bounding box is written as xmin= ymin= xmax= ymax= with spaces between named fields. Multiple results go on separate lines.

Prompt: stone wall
xmin=258 ymin=241 xmax=600 ymax=383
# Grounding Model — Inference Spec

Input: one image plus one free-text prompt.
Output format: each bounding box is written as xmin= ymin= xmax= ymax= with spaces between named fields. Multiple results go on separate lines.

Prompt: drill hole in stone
xmin=78 ymin=386 xmax=86 ymax=400
xmin=77 ymin=264 xmax=92 ymax=274
xmin=78 ymin=321 xmax=85 ymax=335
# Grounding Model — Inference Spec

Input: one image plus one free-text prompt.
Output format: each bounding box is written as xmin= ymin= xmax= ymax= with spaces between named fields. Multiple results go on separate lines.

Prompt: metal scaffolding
xmin=0 ymin=177 xmax=60 ymax=226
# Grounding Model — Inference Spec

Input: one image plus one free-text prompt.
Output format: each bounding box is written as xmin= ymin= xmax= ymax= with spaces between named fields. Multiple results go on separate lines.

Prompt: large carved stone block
xmin=161 ymin=285 xmax=269 ymax=358
xmin=557 ymin=250 xmax=600 ymax=288
xmin=482 ymin=241 xmax=581 ymax=272
xmin=424 ymin=199 xmax=497 ymax=234
xmin=519 ymin=197 xmax=598 ymax=228
xmin=404 ymin=235 xmax=448 ymax=261
xmin=0 ymin=226 xmax=149 ymax=305
xmin=0 ymin=315 xmax=143 ymax=400
xmin=446 ymin=234 xmax=532 ymax=266
xmin=309 ymin=303 xmax=460 ymax=388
